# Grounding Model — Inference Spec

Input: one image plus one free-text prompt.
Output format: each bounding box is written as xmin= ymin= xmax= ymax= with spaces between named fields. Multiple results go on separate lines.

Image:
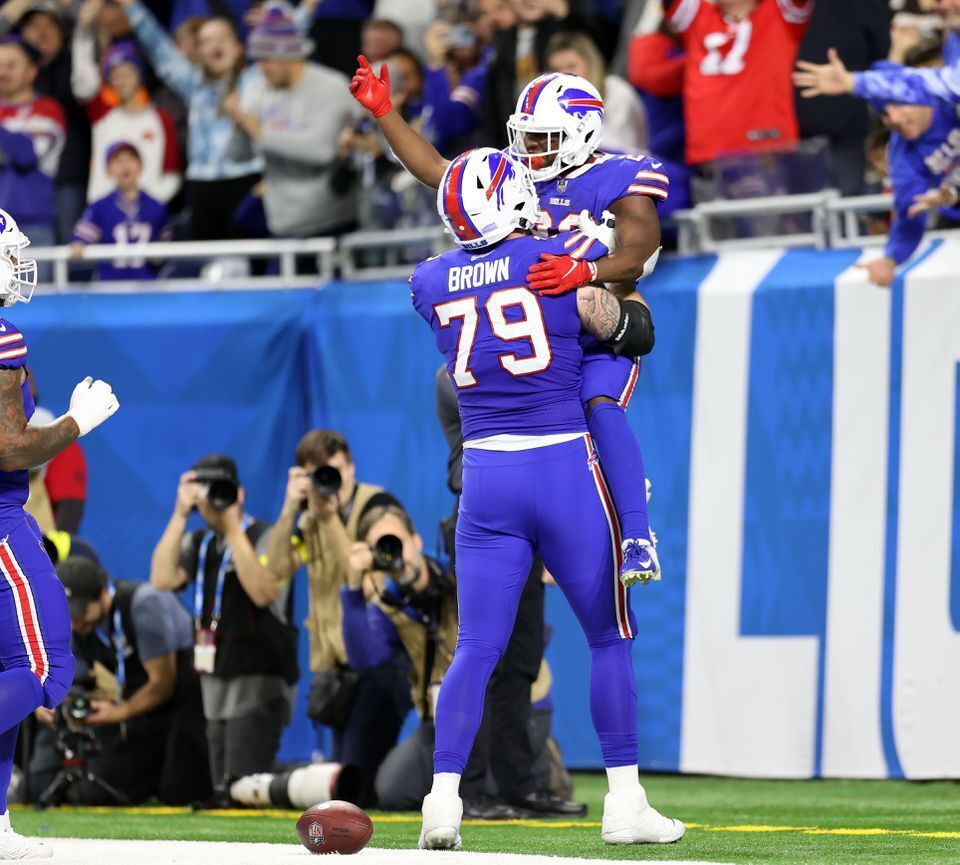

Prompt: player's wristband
xmin=607 ymin=299 xmax=655 ymax=358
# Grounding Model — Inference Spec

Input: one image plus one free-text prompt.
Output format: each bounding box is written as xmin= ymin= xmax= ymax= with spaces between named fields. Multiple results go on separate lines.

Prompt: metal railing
xmin=23 ymin=189 xmax=952 ymax=291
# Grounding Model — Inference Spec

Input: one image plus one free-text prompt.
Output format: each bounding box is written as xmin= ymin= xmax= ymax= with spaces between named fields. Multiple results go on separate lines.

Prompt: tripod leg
xmin=36 ymin=771 xmax=71 ymax=808
xmin=83 ymin=772 xmax=130 ymax=806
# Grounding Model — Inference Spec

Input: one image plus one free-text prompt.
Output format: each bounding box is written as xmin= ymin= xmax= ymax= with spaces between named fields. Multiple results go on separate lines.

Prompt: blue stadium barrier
xmin=21 ymin=238 xmax=960 ymax=778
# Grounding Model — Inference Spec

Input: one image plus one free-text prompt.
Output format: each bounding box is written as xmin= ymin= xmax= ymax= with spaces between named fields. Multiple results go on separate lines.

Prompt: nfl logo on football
xmin=308 ymin=822 xmax=324 ymax=846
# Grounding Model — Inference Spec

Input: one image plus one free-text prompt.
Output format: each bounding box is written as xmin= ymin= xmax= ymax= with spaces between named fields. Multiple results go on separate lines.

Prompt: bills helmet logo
xmin=308 ymin=822 xmax=325 ymax=846
xmin=484 ymin=151 xmax=514 ymax=208
xmin=558 ymin=88 xmax=604 ymax=119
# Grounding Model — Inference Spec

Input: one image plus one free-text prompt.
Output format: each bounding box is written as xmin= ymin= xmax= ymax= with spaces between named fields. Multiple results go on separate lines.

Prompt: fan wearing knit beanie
xmin=222 ymin=1 xmax=361 ymax=238
xmin=86 ymin=42 xmax=182 ymax=205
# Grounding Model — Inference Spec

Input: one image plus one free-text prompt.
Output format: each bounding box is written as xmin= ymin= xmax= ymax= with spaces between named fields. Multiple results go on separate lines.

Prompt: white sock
xmin=430 ymin=772 xmax=461 ymax=798
xmin=606 ymin=765 xmax=642 ymax=794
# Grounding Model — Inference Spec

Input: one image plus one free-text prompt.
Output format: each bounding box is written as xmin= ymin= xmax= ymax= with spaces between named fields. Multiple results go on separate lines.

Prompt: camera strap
xmin=194 ymin=516 xmax=251 ymax=632
xmin=94 ymin=583 xmax=126 ymax=697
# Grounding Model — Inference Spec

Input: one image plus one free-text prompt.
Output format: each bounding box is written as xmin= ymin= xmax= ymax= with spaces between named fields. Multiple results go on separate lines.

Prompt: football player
xmin=350 ymin=61 xmax=664 ymax=588
xmin=410 ymin=147 xmax=683 ymax=850
xmin=0 ymin=211 xmax=119 ymax=859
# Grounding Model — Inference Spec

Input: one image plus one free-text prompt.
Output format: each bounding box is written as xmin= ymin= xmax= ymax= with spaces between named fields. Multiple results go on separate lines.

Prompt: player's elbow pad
xmin=607 ymin=299 xmax=655 ymax=357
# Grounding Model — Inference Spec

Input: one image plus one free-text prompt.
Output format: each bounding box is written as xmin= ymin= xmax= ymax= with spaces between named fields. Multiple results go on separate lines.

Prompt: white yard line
xmin=42 ymin=838 xmax=732 ymax=865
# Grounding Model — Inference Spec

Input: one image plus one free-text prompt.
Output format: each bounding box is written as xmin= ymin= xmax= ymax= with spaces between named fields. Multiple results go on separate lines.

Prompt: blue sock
xmin=0 ymin=668 xmax=43 ymax=813
xmin=587 ymin=402 xmax=650 ymax=544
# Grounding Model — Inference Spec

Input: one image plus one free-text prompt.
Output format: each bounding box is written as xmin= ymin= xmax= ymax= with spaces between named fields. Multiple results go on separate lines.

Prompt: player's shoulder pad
xmin=597 ymin=152 xmax=670 ymax=203
xmin=0 ymin=319 xmax=28 ymax=368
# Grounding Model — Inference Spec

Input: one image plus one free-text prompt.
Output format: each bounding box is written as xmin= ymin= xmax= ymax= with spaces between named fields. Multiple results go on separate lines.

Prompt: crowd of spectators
xmin=0 ymin=0 xmax=956 ymax=277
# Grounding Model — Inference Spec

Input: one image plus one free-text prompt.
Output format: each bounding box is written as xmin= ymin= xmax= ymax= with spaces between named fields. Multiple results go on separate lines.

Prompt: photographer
xmin=266 ymin=430 xmax=410 ymax=804
xmin=150 ymin=454 xmax=297 ymax=803
xmin=51 ymin=556 xmax=209 ymax=805
xmin=340 ymin=504 xmax=457 ymax=811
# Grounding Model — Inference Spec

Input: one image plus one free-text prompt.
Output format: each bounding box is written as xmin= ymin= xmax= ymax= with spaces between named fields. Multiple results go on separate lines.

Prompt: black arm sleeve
xmin=606 ymin=299 xmax=655 ymax=357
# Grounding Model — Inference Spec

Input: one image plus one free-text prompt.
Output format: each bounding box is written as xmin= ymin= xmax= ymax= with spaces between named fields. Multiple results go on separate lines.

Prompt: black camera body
xmin=193 ymin=468 xmax=239 ymax=511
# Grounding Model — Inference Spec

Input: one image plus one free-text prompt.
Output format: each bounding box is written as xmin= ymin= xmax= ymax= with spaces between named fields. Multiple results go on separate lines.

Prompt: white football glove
xmin=67 ymin=376 xmax=120 ymax=436
xmin=577 ymin=208 xmax=618 ymax=250
xmin=577 ymin=209 xmax=660 ymax=278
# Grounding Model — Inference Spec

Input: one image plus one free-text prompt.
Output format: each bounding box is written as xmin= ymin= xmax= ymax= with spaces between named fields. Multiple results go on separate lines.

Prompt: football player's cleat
xmin=0 ymin=812 xmax=52 ymax=859
xmin=620 ymin=538 xmax=660 ymax=586
xmin=418 ymin=792 xmax=463 ymax=850
xmin=601 ymin=791 xmax=685 ymax=845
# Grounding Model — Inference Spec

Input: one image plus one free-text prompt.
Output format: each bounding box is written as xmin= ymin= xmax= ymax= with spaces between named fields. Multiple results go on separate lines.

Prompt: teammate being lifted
xmin=0 ymin=211 xmax=120 ymax=860
xmin=350 ymin=59 xmax=665 ymax=588
xmin=410 ymin=146 xmax=681 ymax=850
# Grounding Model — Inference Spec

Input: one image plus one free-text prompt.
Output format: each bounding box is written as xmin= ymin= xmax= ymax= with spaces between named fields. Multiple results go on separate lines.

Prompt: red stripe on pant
xmin=584 ymin=435 xmax=633 ymax=639
xmin=0 ymin=541 xmax=48 ymax=682
xmin=618 ymin=360 xmax=640 ymax=409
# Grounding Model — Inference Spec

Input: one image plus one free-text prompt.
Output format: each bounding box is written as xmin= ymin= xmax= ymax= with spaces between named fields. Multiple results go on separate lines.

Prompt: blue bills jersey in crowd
xmin=73 ymin=190 xmax=172 ymax=281
xmin=885 ymin=101 xmax=960 ymax=264
xmin=533 ymin=151 xmax=670 ymax=234
xmin=0 ymin=319 xmax=34 ymax=510
xmin=410 ymin=231 xmax=609 ymax=442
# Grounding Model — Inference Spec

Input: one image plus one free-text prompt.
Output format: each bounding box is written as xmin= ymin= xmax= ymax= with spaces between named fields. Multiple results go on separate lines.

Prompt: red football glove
xmin=526 ymin=254 xmax=599 ymax=296
xmin=349 ymin=54 xmax=392 ymax=118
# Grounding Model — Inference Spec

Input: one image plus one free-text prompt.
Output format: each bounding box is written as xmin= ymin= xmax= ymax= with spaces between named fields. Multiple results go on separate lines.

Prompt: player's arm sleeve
xmin=71 ymin=205 xmax=101 ymax=245
xmin=124 ymin=0 xmax=202 ymax=102
xmin=340 ymin=587 xmax=401 ymax=669
xmin=616 ymin=157 xmax=670 ymax=206
xmin=885 ymin=152 xmax=928 ymax=265
xmin=853 ymin=65 xmax=960 ymax=110
xmin=408 ymin=263 xmax=436 ymax=326
xmin=0 ymin=127 xmax=38 ymax=171
xmin=0 ymin=322 xmax=28 ymax=369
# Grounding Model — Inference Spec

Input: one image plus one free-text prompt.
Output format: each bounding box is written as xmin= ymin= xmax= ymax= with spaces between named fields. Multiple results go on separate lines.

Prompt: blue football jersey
xmin=534 ymin=151 xmax=670 ymax=234
xmin=411 ymin=231 xmax=609 ymax=441
xmin=73 ymin=190 xmax=171 ymax=282
xmin=0 ymin=317 xmax=34 ymax=509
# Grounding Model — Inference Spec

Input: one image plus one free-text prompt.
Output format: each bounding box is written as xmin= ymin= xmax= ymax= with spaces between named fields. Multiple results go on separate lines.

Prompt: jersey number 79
xmin=435 ymin=287 xmax=553 ymax=389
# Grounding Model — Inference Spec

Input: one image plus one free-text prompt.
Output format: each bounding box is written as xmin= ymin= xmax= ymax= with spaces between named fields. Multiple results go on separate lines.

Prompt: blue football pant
xmin=581 ymin=351 xmax=651 ymax=546
xmin=0 ymin=514 xmax=75 ymax=811
xmin=434 ymin=436 xmax=638 ymax=776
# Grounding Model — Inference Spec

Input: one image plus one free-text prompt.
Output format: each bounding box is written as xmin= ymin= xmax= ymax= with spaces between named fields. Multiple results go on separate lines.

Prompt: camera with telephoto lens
xmin=311 ymin=465 xmax=342 ymax=498
xmin=371 ymin=534 xmax=404 ymax=574
xmin=193 ymin=467 xmax=239 ymax=511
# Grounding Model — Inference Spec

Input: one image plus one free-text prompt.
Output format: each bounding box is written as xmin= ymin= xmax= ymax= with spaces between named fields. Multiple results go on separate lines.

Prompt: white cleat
xmin=601 ymin=791 xmax=685 ymax=845
xmin=418 ymin=792 xmax=463 ymax=850
xmin=0 ymin=812 xmax=53 ymax=859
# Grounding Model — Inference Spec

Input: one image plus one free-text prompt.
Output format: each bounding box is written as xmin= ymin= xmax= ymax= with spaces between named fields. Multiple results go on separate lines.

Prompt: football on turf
xmin=296 ymin=800 xmax=373 ymax=855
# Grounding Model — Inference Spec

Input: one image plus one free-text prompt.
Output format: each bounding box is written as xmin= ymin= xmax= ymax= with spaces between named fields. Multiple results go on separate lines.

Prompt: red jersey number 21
xmin=435 ymin=287 xmax=553 ymax=389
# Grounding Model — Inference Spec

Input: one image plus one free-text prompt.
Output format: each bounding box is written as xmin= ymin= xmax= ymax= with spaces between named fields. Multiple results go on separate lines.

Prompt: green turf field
xmin=11 ymin=774 xmax=960 ymax=864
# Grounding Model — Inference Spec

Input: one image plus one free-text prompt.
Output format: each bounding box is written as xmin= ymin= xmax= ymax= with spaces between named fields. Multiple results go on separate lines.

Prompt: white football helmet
xmin=0 ymin=210 xmax=36 ymax=306
xmin=507 ymin=73 xmax=605 ymax=182
xmin=436 ymin=147 xmax=539 ymax=251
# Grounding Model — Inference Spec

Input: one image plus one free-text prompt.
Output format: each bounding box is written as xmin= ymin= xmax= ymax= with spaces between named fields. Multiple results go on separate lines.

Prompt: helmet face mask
xmin=507 ymin=73 xmax=605 ymax=182
xmin=437 ymin=148 xmax=540 ymax=251
xmin=0 ymin=210 xmax=36 ymax=306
